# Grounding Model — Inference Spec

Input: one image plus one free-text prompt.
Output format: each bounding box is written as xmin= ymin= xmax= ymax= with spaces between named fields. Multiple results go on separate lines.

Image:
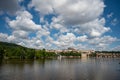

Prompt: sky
xmin=0 ymin=0 xmax=120 ymax=51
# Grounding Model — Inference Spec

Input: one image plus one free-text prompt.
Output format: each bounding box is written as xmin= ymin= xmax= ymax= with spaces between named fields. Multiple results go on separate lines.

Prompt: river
xmin=0 ymin=58 xmax=120 ymax=80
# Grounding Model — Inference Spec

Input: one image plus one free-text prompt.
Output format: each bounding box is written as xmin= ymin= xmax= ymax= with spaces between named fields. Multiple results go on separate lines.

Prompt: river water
xmin=0 ymin=58 xmax=120 ymax=80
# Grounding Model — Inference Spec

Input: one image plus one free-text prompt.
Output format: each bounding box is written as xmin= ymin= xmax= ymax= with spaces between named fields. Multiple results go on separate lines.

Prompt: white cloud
xmin=0 ymin=0 xmax=118 ymax=51
xmin=52 ymin=33 xmax=88 ymax=49
xmin=0 ymin=32 xmax=47 ymax=49
xmin=73 ymin=44 xmax=87 ymax=50
xmin=29 ymin=0 xmax=105 ymax=25
xmin=0 ymin=33 xmax=8 ymax=42
xmin=51 ymin=23 xmax=63 ymax=30
xmin=40 ymin=1 xmax=109 ymax=37
xmin=12 ymin=30 xmax=28 ymax=39
xmin=50 ymin=16 xmax=69 ymax=33
xmin=36 ymin=28 xmax=50 ymax=38
xmin=0 ymin=31 xmax=118 ymax=50
xmin=77 ymin=35 xmax=88 ymax=42
xmin=84 ymin=18 xmax=110 ymax=37
xmin=88 ymin=36 xmax=117 ymax=50
xmin=74 ymin=18 xmax=110 ymax=37
xmin=59 ymin=33 xmax=76 ymax=42
xmin=0 ymin=33 xmax=16 ymax=43
xmin=28 ymin=0 xmax=53 ymax=15
xmin=55 ymin=0 xmax=105 ymax=25
xmin=4 ymin=10 xmax=51 ymax=49
xmin=8 ymin=11 xmax=41 ymax=32
xmin=5 ymin=10 xmax=47 ymax=48
xmin=27 ymin=0 xmax=111 ymax=50
xmin=112 ymin=46 xmax=120 ymax=51
xmin=52 ymin=33 xmax=76 ymax=48
xmin=89 ymin=36 xmax=117 ymax=45
xmin=7 ymin=35 xmax=16 ymax=42
xmin=40 ymin=17 xmax=45 ymax=23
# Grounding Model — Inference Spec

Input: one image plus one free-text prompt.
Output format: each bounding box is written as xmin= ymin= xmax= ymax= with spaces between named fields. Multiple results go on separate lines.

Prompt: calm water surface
xmin=0 ymin=58 xmax=120 ymax=80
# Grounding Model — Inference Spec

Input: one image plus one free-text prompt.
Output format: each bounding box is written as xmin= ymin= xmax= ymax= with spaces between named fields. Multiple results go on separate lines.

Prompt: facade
xmin=46 ymin=48 xmax=95 ymax=58
xmin=79 ymin=50 xmax=95 ymax=58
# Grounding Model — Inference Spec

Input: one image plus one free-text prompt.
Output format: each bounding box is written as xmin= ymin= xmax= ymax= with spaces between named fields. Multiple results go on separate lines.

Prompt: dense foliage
xmin=88 ymin=52 xmax=97 ymax=57
xmin=0 ymin=42 xmax=57 ymax=59
xmin=60 ymin=51 xmax=81 ymax=56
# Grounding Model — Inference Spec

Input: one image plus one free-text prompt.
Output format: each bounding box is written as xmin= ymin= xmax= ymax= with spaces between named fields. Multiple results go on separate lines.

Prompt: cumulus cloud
xmin=52 ymin=33 xmax=76 ymax=48
xmin=80 ymin=18 xmax=110 ymax=37
xmin=88 ymin=36 xmax=117 ymax=50
xmin=89 ymin=36 xmax=117 ymax=45
xmin=0 ymin=0 xmax=118 ymax=50
xmin=29 ymin=0 xmax=109 ymax=38
xmin=1 ymin=10 xmax=48 ymax=48
xmin=29 ymin=0 xmax=105 ymax=25
xmin=12 ymin=30 xmax=28 ymax=39
xmin=0 ymin=32 xmax=44 ymax=49
xmin=29 ymin=0 xmax=53 ymax=15
xmin=0 ymin=31 xmax=118 ymax=50
xmin=0 ymin=33 xmax=8 ymax=42
xmin=0 ymin=0 xmax=20 ymax=14
xmin=50 ymin=16 xmax=69 ymax=33
xmin=52 ymin=33 xmax=89 ymax=50
xmin=59 ymin=33 xmax=76 ymax=43
xmin=77 ymin=35 xmax=88 ymax=42
xmin=36 ymin=29 xmax=50 ymax=38
xmin=112 ymin=46 xmax=120 ymax=51
xmin=8 ymin=11 xmax=41 ymax=32
xmin=0 ymin=33 xmax=17 ymax=43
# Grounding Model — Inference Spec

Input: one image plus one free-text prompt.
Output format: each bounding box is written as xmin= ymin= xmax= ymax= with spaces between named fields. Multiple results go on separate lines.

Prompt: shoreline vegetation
xmin=0 ymin=41 xmax=120 ymax=60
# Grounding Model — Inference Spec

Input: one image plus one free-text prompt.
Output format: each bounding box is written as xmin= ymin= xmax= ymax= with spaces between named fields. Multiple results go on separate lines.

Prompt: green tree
xmin=26 ymin=49 xmax=35 ymax=59
xmin=0 ymin=48 xmax=4 ymax=59
xmin=42 ymin=49 xmax=46 ymax=58
xmin=89 ymin=52 xmax=96 ymax=57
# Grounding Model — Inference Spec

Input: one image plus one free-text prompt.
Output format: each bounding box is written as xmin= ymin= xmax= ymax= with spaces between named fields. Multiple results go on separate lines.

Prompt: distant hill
xmin=0 ymin=41 xmax=24 ymax=49
xmin=0 ymin=41 xmax=57 ymax=59
xmin=0 ymin=41 xmax=35 ymax=59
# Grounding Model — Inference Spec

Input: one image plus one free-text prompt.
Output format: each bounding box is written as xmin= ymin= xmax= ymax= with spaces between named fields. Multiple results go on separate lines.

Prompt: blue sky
xmin=0 ymin=0 xmax=120 ymax=50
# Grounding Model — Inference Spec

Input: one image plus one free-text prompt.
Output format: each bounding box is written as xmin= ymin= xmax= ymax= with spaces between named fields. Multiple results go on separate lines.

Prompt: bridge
xmin=96 ymin=53 xmax=120 ymax=58
xmin=80 ymin=51 xmax=120 ymax=58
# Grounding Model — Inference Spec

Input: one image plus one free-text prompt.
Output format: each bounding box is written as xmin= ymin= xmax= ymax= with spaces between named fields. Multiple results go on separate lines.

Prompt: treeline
xmin=0 ymin=42 xmax=57 ymax=59
xmin=1 ymin=42 xmax=120 ymax=59
xmin=88 ymin=51 xmax=120 ymax=57
xmin=95 ymin=51 xmax=120 ymax=53
xmin=0 ymin=41 xmax=82 ymax=59
xmin=60 ymin=51 xmax=81 ymax=56
xmin=88 ymin=52 xmax=97 ymax=57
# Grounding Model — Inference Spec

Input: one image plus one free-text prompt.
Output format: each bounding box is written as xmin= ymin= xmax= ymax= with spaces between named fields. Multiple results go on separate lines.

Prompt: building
xmin=79 ymin=50 xmax=95 ymax=58
xmin=46 ymin=48 xmax=95 ymax=58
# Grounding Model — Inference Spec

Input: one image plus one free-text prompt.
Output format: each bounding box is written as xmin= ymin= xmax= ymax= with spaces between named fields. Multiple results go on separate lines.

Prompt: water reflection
xmin=0 ymin=59 xmax=2 ymax=65
xmin=0 ymin=58 xmax=120 ymax=80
